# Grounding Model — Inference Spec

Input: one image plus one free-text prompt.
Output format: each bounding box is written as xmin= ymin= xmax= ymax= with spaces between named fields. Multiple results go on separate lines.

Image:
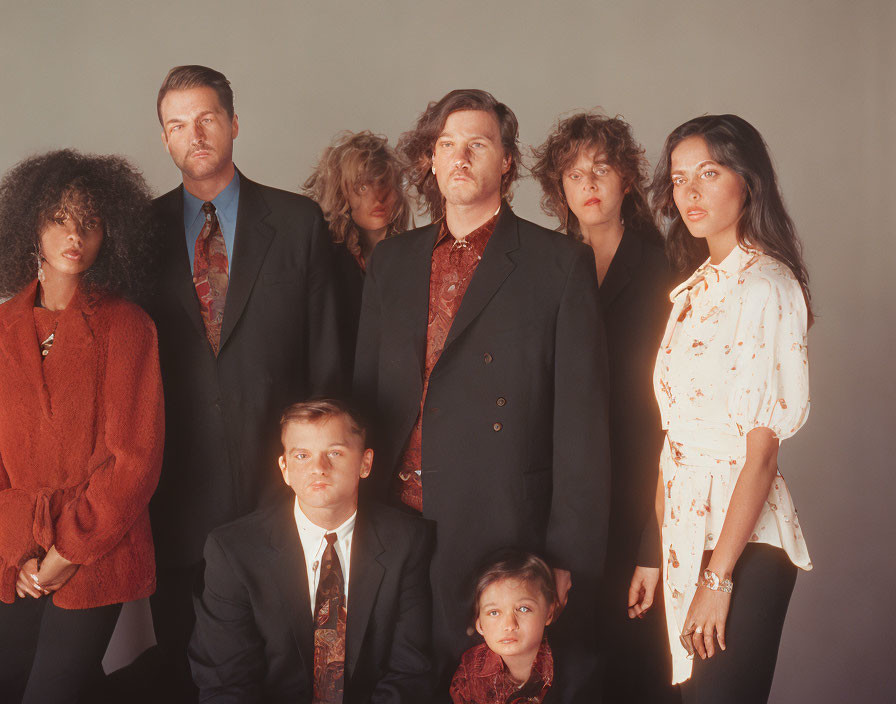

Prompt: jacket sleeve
xmin=546 ymin=246 xmax=611 ymax=579
xmin=189 ymin=533 xmax=265 ymax=704
xmin=0 ymin=453 xmax=41 ymax=603
xmin=370 ymin=520 xmax=435 ymax=703
xmin=46 ymin=310 xmax=164 ymax=565
xmin=306 ymin=207 xmax=347 ymax=396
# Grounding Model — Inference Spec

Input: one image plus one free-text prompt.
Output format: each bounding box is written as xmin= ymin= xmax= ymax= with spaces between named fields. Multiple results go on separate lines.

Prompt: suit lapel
xmin=157 ymin=187 xmax=207 ymax=340
xmin=268 ymin=502 xmax=315 ymax=681
xmin=399 ymin=222 xmax=439 ymax=377
xmin=345 ymin=508 xmax=385 ymax=682
xmin=219 ymin=174 xmax=275 ymax=351
xmin=442 ymin=206 xmax=519 ymax=351
xmin=599 ymin=227 xmax=640 ymax=312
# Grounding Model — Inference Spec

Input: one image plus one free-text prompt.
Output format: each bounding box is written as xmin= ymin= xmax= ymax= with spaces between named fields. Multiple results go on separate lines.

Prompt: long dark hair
xmin=651 ymin=114 xmax=812 ymax=319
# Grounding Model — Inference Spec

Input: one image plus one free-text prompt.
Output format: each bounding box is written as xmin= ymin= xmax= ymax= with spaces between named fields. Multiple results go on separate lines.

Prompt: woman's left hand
xmin=682 ymin=585 xmax=730 ymax=659
xmin=34 ymin=546 xmax=79 ymax=593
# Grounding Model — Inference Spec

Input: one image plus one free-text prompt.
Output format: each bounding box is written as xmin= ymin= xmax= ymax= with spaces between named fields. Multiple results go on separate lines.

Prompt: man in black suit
xmin=145 ymin=65 xmax=343 ymax=697
xmin=353 ymin=90 xmax=611 ymax=702
xmin=189 ymin=399 xmax=433 ymax=703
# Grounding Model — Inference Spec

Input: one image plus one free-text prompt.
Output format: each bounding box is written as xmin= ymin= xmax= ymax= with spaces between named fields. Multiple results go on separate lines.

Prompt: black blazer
xmin=332 ymin=241 xmax=365 ymax=376
xmin=189 ymin=500 xmax=434 ymax=704
xmin=145 ymin=173 xmax=344 ymax=567
xmin=353 ymin=206 xmax=611 ymax=658
xmin=600 ymin=228 xmax=675 ymax=576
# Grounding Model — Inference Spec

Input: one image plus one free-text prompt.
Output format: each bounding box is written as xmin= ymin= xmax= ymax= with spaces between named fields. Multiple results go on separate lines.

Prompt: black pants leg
xmin=149 ymin=563 xmax=201 ymax=703
xmin=548 ymin=574 xmax=602 ymax=704
xmin=681 ymin=544 xmax=798 ymax=704
xmin=0 ymin=596 xmax=121 ymax=704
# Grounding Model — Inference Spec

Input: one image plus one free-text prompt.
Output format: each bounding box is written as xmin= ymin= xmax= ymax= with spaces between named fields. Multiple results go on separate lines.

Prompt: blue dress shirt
xmin=183 ymin=170 xmax=240 ymax=273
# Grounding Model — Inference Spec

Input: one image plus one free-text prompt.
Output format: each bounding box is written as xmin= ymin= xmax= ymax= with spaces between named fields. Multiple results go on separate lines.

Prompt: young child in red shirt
xmin=450 ymin=549 xmax=558 ymax=704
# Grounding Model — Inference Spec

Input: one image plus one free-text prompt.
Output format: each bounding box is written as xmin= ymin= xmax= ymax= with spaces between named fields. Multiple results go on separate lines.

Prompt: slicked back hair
xmin=157 ymin=65 xmax=234 ymax=124
xmin=279 ymin=398 xmax=369 ymax=448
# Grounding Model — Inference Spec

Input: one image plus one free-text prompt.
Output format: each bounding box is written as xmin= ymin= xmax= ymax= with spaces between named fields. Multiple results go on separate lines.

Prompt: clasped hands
xmin=15 ymin=546 xmax=79 ymax=599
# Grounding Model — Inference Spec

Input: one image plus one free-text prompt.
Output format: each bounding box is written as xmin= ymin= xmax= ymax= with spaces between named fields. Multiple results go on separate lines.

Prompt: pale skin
xmin=346 ymin=182 xmax=398 ymax=264
xmin=278 ymin=415 xmax=373 ymax=531
xmin=15 ymin=206 xmax=105 ymax=598
xmin=627 ymin=136 xmax=780 ymax=660
xmin=431 ymin=109 xmax=510 ymax=240
xmin=432 ymin=109 xmax=572 ymax=606
xmin=159 ymin=86 xmax=239 ymax=202
xmin=475 ymin=578 xmax=555 ymax=684
xmin=561 ymin=146 xmax=629 ymax=285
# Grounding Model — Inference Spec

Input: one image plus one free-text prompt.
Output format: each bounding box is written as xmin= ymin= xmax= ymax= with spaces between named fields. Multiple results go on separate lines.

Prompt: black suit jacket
xmin=145 ymin=173 xmax=343 ymax=567
xmin=599 ymin=227 xmax=674 ymax=575
xmin=189 ymin=500 xmax=434 ymax=704
xmin=353 ymin=206 xmax=611 ymax=661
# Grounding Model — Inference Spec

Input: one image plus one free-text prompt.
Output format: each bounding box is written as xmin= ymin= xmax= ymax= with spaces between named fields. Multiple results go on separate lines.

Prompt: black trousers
xmin=0 ymin=596 xmax=121 ymax=704
xmin=600 ymin=571 xmax=681 ymax=704
xmin=148 ymin=563 xmax=202 ymax=703
xmin=681 ymin=543 xmax=798 ymax=704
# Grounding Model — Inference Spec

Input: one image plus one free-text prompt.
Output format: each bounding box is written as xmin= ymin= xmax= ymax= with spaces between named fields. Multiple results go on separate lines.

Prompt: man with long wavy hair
xmin=353 ymin=89 xmax=611 ymax=701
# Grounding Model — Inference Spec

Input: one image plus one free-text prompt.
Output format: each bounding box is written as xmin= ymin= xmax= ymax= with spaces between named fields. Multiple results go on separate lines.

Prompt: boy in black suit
xmin=189 ymin=399 xmax=433 ymax=703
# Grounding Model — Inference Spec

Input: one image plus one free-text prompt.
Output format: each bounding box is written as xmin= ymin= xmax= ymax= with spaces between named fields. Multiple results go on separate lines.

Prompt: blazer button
xmin=496 ymin=397 xmax=506 ymax=407
xmin=493 ymin=422 xmax=502 ymax=432
xmin=483 ymin=353 xmax=493 ymax=364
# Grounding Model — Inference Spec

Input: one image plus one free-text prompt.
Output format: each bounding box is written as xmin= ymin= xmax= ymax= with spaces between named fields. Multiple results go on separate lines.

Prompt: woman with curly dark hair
xmin=641 ymin=115 xmax=812 ymax=703
xmin=303 ymin=131 xmax=411 ymax=363
xmin=532 ymin=111 xmax=679 ymax=703
xmin=0 ymin=149 xmax=164 ymax=703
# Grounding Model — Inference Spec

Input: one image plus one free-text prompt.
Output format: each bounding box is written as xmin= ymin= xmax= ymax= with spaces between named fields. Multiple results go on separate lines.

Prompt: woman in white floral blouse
xmin=627 ymin=114 xmax=813 ymax=703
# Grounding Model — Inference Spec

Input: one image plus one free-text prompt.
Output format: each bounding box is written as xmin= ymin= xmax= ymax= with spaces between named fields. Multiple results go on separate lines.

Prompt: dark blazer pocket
xmin=523 ymin=468 xmax=552 ymax=500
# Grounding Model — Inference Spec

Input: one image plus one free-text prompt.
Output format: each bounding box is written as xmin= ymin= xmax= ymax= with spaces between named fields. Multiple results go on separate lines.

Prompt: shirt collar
xmin=434 ymin=202 xmax=502 ymax=248
xmin=183 ymin=169 xmax=240 ymax=223
xmin=669 ymin=243 xmax=760 ymax=302
xmin=476 ymin=636 xmax=553 ymax=687
xmin=293 ymin=498 xmax=356 ymax=544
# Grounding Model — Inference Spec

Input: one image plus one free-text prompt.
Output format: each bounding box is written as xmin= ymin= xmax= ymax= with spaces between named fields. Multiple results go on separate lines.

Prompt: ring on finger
xmin=695 ymin=626 xmax=704 ymax=634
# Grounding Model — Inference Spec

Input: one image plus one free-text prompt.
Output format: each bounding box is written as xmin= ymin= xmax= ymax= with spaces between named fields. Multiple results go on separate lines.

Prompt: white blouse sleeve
xmin=727 ymin=273 xmax=810 ymax=440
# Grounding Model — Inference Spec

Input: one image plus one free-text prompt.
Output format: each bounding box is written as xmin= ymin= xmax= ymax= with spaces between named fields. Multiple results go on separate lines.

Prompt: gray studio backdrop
xmin=2 ymin=1 xmax=893 ymax=701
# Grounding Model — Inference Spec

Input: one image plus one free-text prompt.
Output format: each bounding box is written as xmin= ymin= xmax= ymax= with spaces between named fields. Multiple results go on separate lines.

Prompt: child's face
xmin=475 ymin=578 xmax=554 ymax=663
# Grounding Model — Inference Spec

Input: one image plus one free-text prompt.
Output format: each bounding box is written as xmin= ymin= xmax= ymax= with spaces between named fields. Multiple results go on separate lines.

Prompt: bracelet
xmin=699 ymin=568 xmax=733 ymax=593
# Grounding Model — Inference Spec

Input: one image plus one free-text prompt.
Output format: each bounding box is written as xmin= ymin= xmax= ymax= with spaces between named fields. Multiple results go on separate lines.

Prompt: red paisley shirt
xmin=450 ymin=638 xmax=554 ymax=704
xmin=393 ymin=212 xmax=498 ymax=511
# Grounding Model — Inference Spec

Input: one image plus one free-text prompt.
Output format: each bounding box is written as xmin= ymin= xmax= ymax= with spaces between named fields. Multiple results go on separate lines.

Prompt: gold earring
xmin=36 ymin=246 xmax=45 ymax=283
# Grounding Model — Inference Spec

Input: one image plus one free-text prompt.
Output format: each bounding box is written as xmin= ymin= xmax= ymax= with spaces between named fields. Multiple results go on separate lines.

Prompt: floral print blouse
xmin=653 ymin=244 xmax=812 ymax=683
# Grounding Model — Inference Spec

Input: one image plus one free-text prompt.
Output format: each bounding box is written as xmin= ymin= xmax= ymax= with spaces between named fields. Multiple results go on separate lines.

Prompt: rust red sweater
xmin=0 ymin=279 xmax=164 ymax=608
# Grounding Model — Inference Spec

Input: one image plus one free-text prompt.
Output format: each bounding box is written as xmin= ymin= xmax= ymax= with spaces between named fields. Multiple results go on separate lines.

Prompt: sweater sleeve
xmin=49 ymin=309 xmax=164 ymax=565
xmin=0 ymin=453 xmax=42 ymax=603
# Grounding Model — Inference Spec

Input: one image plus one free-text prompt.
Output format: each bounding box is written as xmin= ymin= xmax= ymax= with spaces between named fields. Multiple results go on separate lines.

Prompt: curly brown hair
xmin=531 ymin=111 xmax=659 ymax=242
xmin=397 ymin=89 xmax=522 ymax=220
xmin=303 ymin=131 xmax=411 ymax=256
xmin=650 ymin=114 xmax=812 ymax=319
xmin=0 ymin=149 xmax=156 ymax=300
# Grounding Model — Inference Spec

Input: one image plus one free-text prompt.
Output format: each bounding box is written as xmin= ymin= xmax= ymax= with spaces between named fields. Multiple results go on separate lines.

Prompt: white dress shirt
xmin=293 ymin=499 xmax=356 ymax=615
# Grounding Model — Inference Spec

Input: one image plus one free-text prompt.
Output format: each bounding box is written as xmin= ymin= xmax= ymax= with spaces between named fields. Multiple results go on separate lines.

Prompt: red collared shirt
xmin=393 ymin=212 xmax=498 ymax=512
xmin=450 ymin=638 xmax=554 ymax=704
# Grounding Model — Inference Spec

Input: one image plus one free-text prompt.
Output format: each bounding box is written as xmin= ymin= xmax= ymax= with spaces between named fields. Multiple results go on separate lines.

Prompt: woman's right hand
xmin=15 ymin=558 xmax=47 ymax=599
xmin=627 ymin=565 xmax=660 ymax=619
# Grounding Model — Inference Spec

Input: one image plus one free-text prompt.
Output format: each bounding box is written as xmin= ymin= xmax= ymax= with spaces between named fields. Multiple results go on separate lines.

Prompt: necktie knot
xmin=325 ymin=532 xmax=338 ymax=547
xmin=202 ymin=201 xmax=215 ymax=220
